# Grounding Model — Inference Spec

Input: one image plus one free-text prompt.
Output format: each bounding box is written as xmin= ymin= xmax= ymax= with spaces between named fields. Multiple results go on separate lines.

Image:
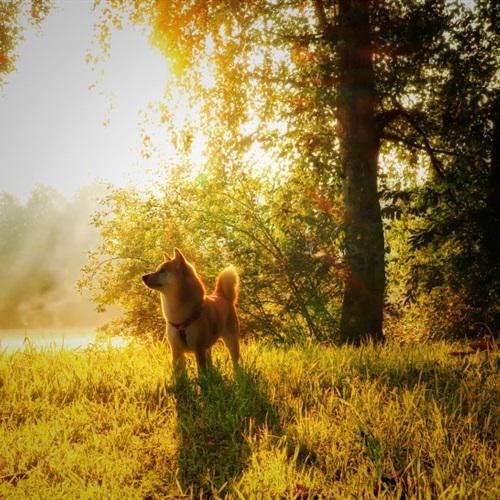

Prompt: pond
xmin=0 ymin=328 xmax=129 ymax=351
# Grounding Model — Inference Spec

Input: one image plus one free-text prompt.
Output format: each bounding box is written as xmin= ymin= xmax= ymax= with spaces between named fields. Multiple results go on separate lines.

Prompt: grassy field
xmin=0 ymin=339 xmax=498 ymax=499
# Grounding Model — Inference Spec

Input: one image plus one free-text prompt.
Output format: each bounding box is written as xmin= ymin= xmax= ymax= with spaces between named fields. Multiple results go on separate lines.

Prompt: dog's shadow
xmin=171 ymin=364 xmax=279 ymax=494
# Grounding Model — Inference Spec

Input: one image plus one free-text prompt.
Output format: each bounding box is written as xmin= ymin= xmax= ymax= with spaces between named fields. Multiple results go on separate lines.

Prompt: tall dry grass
xmin=0 ymin=340 xmax=498 ymax=498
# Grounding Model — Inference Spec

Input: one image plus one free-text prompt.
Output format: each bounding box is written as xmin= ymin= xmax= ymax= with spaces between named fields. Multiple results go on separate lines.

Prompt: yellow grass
xmin=0 ymin=340 xmax=499 ymax=498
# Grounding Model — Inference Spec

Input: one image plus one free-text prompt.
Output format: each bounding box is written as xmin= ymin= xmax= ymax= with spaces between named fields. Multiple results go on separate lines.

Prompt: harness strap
xmin=168 ymin=303 xmax=203 ymax=345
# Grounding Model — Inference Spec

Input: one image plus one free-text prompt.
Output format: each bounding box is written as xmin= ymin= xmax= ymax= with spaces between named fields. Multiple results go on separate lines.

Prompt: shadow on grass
xmin=349 ymin=354 xmax=499 ymax=441
xmin=171 ymin=365 xmax=280 ymax=495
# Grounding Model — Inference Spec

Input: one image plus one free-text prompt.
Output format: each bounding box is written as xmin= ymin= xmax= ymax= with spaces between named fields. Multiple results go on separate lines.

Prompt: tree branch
xmin=380 ymin=129 xmax=444 ymax=178
xmin=376 ymin=109 xmax=408 ymax=134
xmin=264 ymin=30 xmax=324 ymax=44
xmin=313 ymin=0 xmax=329 ymax=32
xmin=312 ymin=0 xmax=336 ymax=42
xmin=378 ymin=100 xmax=446 ymax=178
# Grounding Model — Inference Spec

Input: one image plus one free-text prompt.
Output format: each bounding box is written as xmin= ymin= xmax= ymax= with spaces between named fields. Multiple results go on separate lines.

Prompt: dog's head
xmin=142 ymin=248 xmax=189 ymax=292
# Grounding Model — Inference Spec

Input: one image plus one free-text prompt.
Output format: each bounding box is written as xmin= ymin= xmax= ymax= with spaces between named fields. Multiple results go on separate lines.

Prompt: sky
xmin=0 ymin=0 xmax=476 ymax=201
xmin=0 ymin=0 xmax=171 ymax=200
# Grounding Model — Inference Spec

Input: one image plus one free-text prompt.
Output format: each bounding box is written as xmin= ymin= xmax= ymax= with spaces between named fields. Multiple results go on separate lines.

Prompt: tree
xmin=91 ymin=0 xmax=383 ymax=342
xmin=88 ymin=0 xmax=496 ymax=342
xmin=383 ymin=1 xmax=500 ymax=339
xmin=0 ymin=0 xmax=53 ymax=87
xmin=334 ymin=0 xmax=384 ymax=342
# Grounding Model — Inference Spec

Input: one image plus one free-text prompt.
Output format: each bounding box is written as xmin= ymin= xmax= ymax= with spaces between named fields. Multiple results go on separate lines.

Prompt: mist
xmin=0 ymin=183 xmax=111 ymax=329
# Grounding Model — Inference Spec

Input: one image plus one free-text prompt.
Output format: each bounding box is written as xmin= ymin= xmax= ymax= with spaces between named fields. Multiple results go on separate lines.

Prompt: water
xmin=0 ymin=328 xmax=129 ymax=351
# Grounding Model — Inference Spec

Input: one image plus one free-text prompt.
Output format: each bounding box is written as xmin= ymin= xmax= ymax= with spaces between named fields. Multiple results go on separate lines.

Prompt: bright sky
xmin=0 ymin=0 xmax=171 ymax=200
xmin=1 ymin=1 xmax=476 ymax=201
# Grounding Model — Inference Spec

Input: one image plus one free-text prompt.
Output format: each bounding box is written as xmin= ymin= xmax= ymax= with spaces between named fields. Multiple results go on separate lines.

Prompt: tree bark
xmin=337 ymin=0 xmax=385 ymax=343
xmin=486 ymin=93 xmax=500 ymax=223
xmin=481 ymin=93 xmax=500 ymax=329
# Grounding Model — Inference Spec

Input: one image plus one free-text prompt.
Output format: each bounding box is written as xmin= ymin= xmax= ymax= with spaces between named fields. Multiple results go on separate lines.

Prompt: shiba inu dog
xmin=142 ymin=249 xmax=240 ymax=373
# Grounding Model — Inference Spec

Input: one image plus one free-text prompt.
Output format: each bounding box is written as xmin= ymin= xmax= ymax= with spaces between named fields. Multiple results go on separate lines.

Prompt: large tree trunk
xmin=486 ymin=93 xmax=500 ymax=222
xmin=482 ymin=93 xmax=500 ymax=330
xmin=337 ymin=0 xmax=385 ymax=343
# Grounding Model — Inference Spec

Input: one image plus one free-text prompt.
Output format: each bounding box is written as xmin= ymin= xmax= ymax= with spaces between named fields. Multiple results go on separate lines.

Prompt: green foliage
xmin=386 ymin=164 xmax=500 ymax=340
xmin=2 ymin=1 xmax=495 ymax=341
xmin=1 ymin=340 xmax=498 ymax=497
xmin=381 ymin=2 xmax=500 ymax=340
xmin=85 ymin=0 xmax=500 ymax=342
xmin=80 ymin=166 xmax=343 ymax=342
xmin=0 ymin=2 xmax=21 ymax=79
xmin=0 ymin=0 xmax=53 ymax=87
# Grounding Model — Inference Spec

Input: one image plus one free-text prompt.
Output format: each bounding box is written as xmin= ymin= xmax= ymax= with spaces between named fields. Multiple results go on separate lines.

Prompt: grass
xmin=0 ymin=339 xmax=499 ymax=499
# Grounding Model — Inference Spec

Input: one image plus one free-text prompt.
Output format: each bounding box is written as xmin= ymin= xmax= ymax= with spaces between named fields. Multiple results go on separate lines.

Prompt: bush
xmin=79 ymin=165 xmax=344 ymax=343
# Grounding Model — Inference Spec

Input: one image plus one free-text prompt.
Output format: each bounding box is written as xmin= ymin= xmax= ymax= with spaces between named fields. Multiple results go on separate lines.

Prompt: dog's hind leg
xmin=222 ymin=310 xmax=240 ymax=368
xmin=222 ymin=332 xmax=240 ymax=368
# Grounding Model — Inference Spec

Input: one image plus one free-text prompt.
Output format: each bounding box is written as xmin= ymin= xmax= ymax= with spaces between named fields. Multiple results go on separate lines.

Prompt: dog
xmin=142 ymin=248 xmax=240 ymax=373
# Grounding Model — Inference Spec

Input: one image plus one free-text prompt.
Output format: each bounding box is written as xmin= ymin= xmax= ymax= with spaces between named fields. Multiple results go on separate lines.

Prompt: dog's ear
xmin=163 ymin=253 xmax=170 ymax=262
xmin=173 ymin=248 xmax=187 ymax=268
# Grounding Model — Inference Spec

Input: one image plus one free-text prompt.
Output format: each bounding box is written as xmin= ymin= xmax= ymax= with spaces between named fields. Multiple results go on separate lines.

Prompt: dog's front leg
xmin=194 ymin=348 xmax=209 ymax=374
xmin=206 ymin=349 xmax=213 ymax=369
xmin=171 ymin=348 xmax=186 ymax=374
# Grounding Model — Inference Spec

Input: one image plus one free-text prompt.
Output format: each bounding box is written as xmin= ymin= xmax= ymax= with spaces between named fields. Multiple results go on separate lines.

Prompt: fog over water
xmin=0 ymin=327 xmax=128 ymax=351
xmin=0 ymin=184 xmax=116 ymax=334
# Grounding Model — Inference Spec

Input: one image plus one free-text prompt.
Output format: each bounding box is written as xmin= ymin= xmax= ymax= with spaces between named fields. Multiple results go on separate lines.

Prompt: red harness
xmin=168 ymin=303 xmax=203 ymax=345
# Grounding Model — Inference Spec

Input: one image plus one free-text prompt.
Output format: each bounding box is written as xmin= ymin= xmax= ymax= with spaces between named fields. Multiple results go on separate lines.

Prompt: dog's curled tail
xmin=215 ymin=266 xmax=239 ymax=304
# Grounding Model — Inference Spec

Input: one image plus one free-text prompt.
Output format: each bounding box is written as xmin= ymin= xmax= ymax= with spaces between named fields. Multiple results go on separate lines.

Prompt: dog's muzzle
xmin=142 ymin=274 xmax=158 ymax=288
